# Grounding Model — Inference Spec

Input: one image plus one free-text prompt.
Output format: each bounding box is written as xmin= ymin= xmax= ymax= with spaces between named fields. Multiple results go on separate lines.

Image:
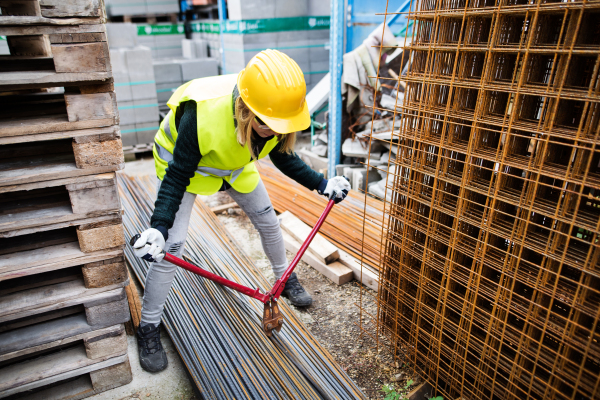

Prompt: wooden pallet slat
xmin=0 ymin=241 xmax=123 ymax=280
xmin=0 ymin=26 xmax=111 ymax=90
xmin=52 ymin=42 xmax=110 ymax=73
xmin=0 ymin=0 xmax=106 ymax=26
xmin=15 ymin=359 xmax=132 ymax=400
xmin=0 ymin=350 xmax=129 ymax=398
xmin=0 ymin=280 xmax=129 ymax=324
xmin=0 ymin=173 xmax=121 ymax=236
xmin=0 ymin=134 xmax=123 ymax=188
xmin=0 ymin=317 xmax=124 ymax=361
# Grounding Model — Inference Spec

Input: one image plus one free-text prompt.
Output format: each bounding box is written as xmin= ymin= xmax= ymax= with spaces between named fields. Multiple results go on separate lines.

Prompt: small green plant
xmin=429 ymin=397 xmax=444 ymax=400
xmin=381 ymin=379 xmax=414 ymax=400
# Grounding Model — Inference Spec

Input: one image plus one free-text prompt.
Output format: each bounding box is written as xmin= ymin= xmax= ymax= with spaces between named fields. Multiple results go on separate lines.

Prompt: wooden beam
xmin=210 ymin=202 xmax=239 ymax=214
xmin=337 ymin=250 xmax=379 ymax=292
xmin=281 ymin=230 xmax=352 ymax=285
xmin=279 ymin=211 xmax=340 ymax=265
xmin=124 ymin=267 xmax=142 ymax=335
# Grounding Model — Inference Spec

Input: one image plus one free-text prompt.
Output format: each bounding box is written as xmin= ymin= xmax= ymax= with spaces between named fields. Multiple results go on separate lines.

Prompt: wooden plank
xmin=210 ymin=202 xmax=239 ymax=213
xmin=0 ymin=71 xmax=111 ymax=90
xmin=49 ymin=32 xmax=105 ymax=43
xmin=39 ymin=0 xmax=102 ymax=18
xmin=0 ymin=24 xmax=105 ymax=36
xmin=68 ymin=178 xmax=120 ymax=214
xmin=0 ymin=15 xmax=103 ymax=26
xmin=82 ymin=256 xmax=127 ymax=288
xmin=0 ymin=306 xmax=83 ymax=334
xmin=281 ymin=230 xmax=353 ymax=285
xmin=407 ymin=382 xmax=434 ymax=400
xmin=84 ymin=326 xmax=127 ymax=359
xmin=0 ymin=283 xmax=127 ymax=323
xmin=0 ymin=115 xmax=116 ymax=140
xmin=0 ymin=154 xmax=122 ymax=187
xmin=0 ymin=171 xmax=115 ymax=194
xmin=85 ymin=294 xmax=130 ymax=326
xmin=90 ymin=359 xmax=132 ymax=392
xmin=16 ymin=360 xmax=132 ymax=400
xmin=72 ymin=138 xmax=124 ymax=168
xmin=0 ymin=242 xmax=122 ymax=281
xmin=337 ymin=250 xmax=379 ymax=292
xmin=0 ymin=270 xmax=78 ymax=296
xmin=77 ymin=221 xmax=125 ymax=253
xmin=124 ymin=267 xmax=142 ymax=334
xmin=0 ymin=212 xmax=120 ymax=238
xmin=0 ymin=347 xmax=127 ymax=397
xmin=65 ymin=92 xmax=115 ymax=122
xmin=0 ymin=315 xmax=122 ymax=361
xmin=52 ymin=42 xmax=110 ymax=73
xmin=0 ymin=196 xmax=121 ymax=234
xmin=279 ymin=211 xmax=340 ymax=264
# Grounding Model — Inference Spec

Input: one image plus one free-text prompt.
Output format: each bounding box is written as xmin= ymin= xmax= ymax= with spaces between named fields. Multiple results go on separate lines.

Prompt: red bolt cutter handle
xmin=130 ymin=198 xmax=336 ymax=304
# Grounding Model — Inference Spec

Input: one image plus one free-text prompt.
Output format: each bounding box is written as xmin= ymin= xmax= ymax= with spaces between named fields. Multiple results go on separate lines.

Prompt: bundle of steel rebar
xmin=258 ymin=160 xmax=385 ymax=271
xmin=118 ymin=174 xmax=366 ymax=400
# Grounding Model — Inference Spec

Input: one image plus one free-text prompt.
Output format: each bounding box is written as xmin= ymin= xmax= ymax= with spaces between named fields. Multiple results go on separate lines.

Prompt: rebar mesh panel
xmin=373 ymin=1 xmax=600 ymax=399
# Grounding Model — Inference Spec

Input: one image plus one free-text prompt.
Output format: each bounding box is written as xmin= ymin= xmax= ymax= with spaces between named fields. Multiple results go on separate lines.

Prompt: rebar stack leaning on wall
xmin=259 ymin=160 xmax=385 ymax=271
xmin=118 ymin=174 xmax=367 ymax=400
xmin=364 ymin=1 xmax=600 ymax=399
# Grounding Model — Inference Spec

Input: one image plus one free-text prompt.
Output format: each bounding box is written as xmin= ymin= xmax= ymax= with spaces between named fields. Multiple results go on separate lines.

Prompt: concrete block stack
xmin=107 ymin=23 xmax=160 ymax=149
xmin=153 ymin=58 xmax=219 ymax=112
xmin=105 ymin=0 xmax=179 ymax=18
xmin=0 ymin=2 xmax=132 ymax=398
xmin=182 ymin=37 xmax=208 ymax=59
xmin=222 ymin=0 xmax=330 ymax=91
xmin=137 ymin=23 xmax=185 ymax=59
xmin=190 ymin=20 xmax=221 ymax=61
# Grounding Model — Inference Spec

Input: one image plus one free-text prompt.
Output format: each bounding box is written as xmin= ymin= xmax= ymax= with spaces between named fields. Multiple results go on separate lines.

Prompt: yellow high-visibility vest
xmin=153 ymin=74 xmax=279 ymax=195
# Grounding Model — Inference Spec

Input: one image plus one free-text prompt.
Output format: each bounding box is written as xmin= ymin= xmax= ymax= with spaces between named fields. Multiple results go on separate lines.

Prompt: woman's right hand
xmin=132 ymin=228 xmax=166 ymax=262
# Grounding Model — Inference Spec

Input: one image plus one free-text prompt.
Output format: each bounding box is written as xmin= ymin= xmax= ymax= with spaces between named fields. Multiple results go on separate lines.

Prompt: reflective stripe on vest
xmin=155 ymin=142 xmax=244 ymax=183
xmin=163 ymin=119 xmax=174 ymax=142
xmin=155 ymin=142 xmax=174 ymax=162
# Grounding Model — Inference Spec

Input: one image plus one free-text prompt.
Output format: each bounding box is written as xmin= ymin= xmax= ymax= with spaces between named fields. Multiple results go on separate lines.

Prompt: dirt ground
xmin=202 ymin=191 xmax=417 ymax=400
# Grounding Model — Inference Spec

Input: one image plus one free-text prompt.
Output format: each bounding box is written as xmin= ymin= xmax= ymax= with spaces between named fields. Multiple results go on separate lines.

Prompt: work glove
xmin=318 ymin=176 xmax=351 ymax=204
xmin=132 ymin=228 xmax=166 ymax=263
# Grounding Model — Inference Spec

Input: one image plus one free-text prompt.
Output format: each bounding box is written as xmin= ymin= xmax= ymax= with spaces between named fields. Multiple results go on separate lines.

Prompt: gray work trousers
xmin=140 ymin=178 xmax=288 ymax=326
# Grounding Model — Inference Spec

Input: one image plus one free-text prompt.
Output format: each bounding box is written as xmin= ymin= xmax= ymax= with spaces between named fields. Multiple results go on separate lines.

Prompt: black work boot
xmin=281 ymin=273 xmax=313 ymax=307
xmin=137 ymin=323 xmax=168 ymax=373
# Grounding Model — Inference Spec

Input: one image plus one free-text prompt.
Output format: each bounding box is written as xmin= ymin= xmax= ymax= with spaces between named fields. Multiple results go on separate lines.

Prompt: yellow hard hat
xmin=237 ymin=49 xmax=310 ymax=134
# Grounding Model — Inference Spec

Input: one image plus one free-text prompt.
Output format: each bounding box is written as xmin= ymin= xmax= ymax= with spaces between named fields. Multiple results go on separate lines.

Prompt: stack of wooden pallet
xmin=0 ymin=1 xmax=133 ymax=398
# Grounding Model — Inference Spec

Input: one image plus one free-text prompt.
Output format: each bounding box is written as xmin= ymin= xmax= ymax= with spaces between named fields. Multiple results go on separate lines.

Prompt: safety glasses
xmin=254 ymin=116 xmax=271 ymax=130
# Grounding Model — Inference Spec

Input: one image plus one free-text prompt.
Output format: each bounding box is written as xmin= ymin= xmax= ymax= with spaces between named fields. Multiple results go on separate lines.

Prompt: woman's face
xmin=252 ymin=117 xmax=280 ymax=138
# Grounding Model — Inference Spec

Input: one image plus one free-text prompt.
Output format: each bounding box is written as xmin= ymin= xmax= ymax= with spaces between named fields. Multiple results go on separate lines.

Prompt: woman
xmin=132 ymin=49 xmax=351 ymax=373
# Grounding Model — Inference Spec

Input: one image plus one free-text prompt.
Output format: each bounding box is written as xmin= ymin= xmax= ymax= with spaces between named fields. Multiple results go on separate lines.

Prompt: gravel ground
xmin=202 ymin=191 xmax=417 ymax=400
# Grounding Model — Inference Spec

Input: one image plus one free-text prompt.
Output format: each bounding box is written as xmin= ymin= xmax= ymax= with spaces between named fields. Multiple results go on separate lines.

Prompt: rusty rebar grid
xmin=358 ymin=0 xmax=600 ymax=399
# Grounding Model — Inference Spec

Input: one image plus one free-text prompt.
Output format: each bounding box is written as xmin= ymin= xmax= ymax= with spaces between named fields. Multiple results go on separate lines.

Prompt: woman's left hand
xmin=319 ymin=176 xmax=351 ymax=203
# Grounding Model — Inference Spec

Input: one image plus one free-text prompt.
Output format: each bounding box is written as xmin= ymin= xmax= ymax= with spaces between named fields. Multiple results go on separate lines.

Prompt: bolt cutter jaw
xmin=262 ymin=299 xmax=283 ymax=336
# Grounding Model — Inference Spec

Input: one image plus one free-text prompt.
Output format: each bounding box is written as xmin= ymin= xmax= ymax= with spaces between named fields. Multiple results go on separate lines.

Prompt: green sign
xmin=137 ymin=24 xmax=185 ymax=36
xmin=222 ymin=16 xmax=329 ymax=34
xmin=191 ymin=21 xmax=220 ymax=34
xmin=137 ymin=16 xmax=330 ymax=36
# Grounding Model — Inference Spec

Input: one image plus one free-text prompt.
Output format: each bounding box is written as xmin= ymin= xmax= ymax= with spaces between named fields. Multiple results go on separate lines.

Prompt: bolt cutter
xmin=130 ymin=198 xmax=336 ymax=336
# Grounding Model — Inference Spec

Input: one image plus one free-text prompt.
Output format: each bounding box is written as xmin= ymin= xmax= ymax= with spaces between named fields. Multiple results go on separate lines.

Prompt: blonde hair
xmin=234 ymin=97 xmax=296 ymax=159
